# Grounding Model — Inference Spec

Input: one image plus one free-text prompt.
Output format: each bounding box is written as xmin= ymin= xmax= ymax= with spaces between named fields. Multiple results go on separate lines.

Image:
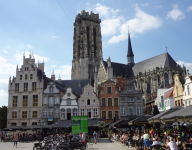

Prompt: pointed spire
xmin=127 ymin=29 xmax=134 ymax=57
xmin=107 ymin=56 xmax=111 ymax=62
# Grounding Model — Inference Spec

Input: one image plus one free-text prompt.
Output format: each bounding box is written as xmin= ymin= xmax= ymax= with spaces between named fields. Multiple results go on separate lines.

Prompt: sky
xmin=0 ymin=0 xmax=192 ymax=107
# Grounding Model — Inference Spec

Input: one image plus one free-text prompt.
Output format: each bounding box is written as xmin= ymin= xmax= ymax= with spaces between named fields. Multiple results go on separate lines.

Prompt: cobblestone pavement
xmin=0 ymin=139 xmax=135 ymax=150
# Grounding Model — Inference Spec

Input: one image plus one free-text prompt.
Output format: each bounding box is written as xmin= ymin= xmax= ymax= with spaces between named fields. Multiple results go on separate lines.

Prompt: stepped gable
xmin=103 ymin=61 xmax=133 ymax=78
xmin=132 ymin=52 xmax=177 ymax=75
xmin=60 ymin=79 xmax=90 ymax=96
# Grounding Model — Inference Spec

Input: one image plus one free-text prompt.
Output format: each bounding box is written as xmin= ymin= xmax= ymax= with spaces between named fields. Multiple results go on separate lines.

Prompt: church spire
xmin=127 ymin=30 xmax=134 ymax=67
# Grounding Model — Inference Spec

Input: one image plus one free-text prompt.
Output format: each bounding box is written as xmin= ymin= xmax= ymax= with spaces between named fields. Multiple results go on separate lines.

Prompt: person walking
xmin=93 ymin=131 xmax=97 ymax=144
xmin=143 ymin=130 xmax=150 ymax=150
xmin=13 ymin=133 xmax=18 ymax=148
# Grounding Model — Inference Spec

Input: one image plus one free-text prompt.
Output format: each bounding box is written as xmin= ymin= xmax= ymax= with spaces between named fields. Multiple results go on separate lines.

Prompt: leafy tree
xmin=0 ymin=106 xmax=7 ymax=129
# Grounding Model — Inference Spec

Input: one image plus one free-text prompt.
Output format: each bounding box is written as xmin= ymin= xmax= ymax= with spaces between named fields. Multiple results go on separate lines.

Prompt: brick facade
xmin=98 ymin=80 xmax=120 ymax=124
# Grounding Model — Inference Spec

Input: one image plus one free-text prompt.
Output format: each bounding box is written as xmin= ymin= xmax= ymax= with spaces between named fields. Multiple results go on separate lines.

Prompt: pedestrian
xmin=166 ymin=137 xmax=178 ymax=150
xmin=13 ymin=133 xmax=18 ymax=148
xmin=143 ymin=130 xmax=150 ymax=150
xmin=93 ymin=131 xmax=97 ymax=144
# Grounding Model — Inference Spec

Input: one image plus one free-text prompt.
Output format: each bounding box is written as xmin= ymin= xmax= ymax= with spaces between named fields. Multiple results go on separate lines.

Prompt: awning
xmin=129 ymin=114 xmax=153 ymax=126
xmin=109 ymin=120 xmax=130 ymax=128
xmin=3 ymin=126 xmax=20 ymax=131
xmin=161 ymin=105 xmax=192 ymax=124
xmin=148 ymin=106 xmax=182 ymax=124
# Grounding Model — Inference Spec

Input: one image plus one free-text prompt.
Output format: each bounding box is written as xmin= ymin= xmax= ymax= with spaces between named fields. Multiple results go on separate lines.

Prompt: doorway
xmin=67 ymin=108 xmax=71 ymax=120
xmin=87 ymin=109 xmax=91 ymax=118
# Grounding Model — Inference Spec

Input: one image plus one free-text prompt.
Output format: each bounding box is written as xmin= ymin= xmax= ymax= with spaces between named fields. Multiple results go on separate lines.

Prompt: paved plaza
xmin=0 ymin=138 xmax=134 ymax=150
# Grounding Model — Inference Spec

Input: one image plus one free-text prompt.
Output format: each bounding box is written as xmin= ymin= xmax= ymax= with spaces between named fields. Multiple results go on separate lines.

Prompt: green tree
xmin=0 ymin=106 xmax=7 ymax=129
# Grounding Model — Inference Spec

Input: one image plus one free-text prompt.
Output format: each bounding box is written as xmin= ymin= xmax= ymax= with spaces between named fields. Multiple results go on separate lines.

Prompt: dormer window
xmin=67 ymin=93 xmax=71 ymax=97
xmin=49 ymin=86 xmax=54 ymax=92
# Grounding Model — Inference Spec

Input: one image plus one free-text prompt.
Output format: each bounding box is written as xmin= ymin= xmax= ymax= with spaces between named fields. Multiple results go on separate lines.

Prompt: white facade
xmin=164 ymin=96 xmax=174 ymax=110
xmin=42 ymin=81 xmax=63 ymax=126
xmin=78 ymin=84 xmax=100 ymax=119
xmin=7 ymin=54 xmax=44 ymax=126
xmin=155 ymin=88 xmax=169 ymax=112
xmin=60 ymin=87 xmax=78 ymax=120
xmin=183 ymin=74 xmax=192 ymax=107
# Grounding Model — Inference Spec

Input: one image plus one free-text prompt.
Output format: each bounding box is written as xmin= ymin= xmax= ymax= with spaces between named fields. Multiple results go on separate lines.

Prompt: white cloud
xmin=177 ymin=61 xmax=192 ymax=74
xmin=142 ymin=3 xmax=149 ymax=7
xmin=155 ymin=5 xmax=162 ymax=8
xmin=14 ymin=51 xmax=49 ymax=65
xmin=187 ymin=6 xmax=192 ymax=12
xmin=167 ymin=4 xmax=185 ymax=21
xmin=26 ymin=45 xmax=33 ymax=49
xmin=3 ymin=49 xmax=8 ymax=54
xmin=51 ymin=36 xmax=59 ymax=38
xmin=108 ymin=4 xmax=163 ymax=44
xmin=0 ymin=55 xmax=16 ymax=75
xmin=51 ymin=65 xmax=57 ymax=68
xmin=94 ymin=3 xmax=119 ymax=17
xmin=0 ymin=90 xmax=8 ymax=106
xmin=101 ymin=17 xmax=122 ymax=36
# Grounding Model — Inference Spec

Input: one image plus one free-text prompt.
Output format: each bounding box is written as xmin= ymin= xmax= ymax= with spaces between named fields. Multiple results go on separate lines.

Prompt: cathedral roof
xmin=132 ymin=52 xmax=177 ymax=75
xmin=103 ymin=61 xmax=133 ymax=78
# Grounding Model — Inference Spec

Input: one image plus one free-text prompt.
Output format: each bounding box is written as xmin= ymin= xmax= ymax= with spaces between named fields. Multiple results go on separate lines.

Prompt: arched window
xmin=49 ymin=97 xmax=54 ymax=107
xmin=147 ymin=76 xmax=151 ymax=93
xmin=172 ymin=72 xmax=175 ymax=84
xmin=87 ymin=99 xmax=90 ymax=105
xmin=60 ymin=109 xmax=65 ymax=120
xmin=67 ymin=108 xmax=71 ymax=113
xmin=164 ymin=73 xmax=169 ymax=87
xmin=49 ymin=86 xmax=54 ymax=92
xmin=129 ymin=106 xmax=134 ymax=116
xmin=43 ymin=97 xmax=48 ymax=104
xmin=73 ymin=108 xmax=77 ymax=116
xmin=137 ymin=106 xmax=142 ymax=115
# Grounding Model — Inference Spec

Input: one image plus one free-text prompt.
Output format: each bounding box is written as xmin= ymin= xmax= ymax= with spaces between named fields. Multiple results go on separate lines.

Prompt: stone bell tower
xmin=71 ymin=10 xmax=103 ymax=83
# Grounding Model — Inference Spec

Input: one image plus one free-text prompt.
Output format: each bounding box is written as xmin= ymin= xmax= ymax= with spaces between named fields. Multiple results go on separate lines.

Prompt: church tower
xmin=127 ymin=31 xmax=134 ymax=68
xmin=71 ymin=10 xmax=103 ymax=83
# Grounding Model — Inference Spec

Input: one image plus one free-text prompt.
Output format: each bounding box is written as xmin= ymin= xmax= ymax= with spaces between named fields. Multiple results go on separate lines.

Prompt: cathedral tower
xmin=71 ymin=10 xmax=103 ymax=83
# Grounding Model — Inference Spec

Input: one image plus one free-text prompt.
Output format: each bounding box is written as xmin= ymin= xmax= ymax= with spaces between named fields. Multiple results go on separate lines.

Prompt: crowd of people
xmin=111 ymin=129 xmax=192 ymax=150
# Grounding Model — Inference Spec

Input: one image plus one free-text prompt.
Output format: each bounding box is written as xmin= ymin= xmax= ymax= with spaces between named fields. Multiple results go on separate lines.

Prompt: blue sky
xmin=0 ymin=0 xmax=192 ymax=106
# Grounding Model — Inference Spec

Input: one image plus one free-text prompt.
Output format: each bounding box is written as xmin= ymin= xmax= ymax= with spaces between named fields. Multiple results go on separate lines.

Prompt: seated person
xmin=166 ymin=137 xmax=177 ymax=150
xmin=152 ymin=137 xmax=162 ymax=146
